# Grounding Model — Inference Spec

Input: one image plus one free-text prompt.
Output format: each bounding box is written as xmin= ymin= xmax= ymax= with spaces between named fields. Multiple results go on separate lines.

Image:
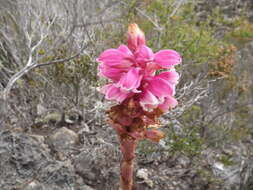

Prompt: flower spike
xmin=97 ymin=23 xmax=182 ymax=190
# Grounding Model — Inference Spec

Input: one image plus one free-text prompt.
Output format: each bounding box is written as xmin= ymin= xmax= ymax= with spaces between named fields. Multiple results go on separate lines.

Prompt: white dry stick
xmin=119 ymin=1 xmax=162 ymax=31
xmin=169 ymin=0 xmax=186 ymax=18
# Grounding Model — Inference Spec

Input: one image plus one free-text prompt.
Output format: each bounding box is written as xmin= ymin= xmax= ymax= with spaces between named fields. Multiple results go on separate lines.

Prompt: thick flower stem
xmin=119 ymin=136 xmax=137 ymax=190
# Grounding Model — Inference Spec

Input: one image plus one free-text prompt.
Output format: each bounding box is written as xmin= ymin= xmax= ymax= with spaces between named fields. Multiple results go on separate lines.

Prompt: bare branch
xmin=119 ymin=1 xmax=162 ymax=31
xmin=169 ymin=0 xmax=186 ymax=18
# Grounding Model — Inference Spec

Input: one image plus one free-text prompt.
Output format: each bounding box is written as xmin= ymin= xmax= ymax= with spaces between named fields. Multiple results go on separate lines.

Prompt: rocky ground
xmin=1 ymin=0 xmax=253 ymax=190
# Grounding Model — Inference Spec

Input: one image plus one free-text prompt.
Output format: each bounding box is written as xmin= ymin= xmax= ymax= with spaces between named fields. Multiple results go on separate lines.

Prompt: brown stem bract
xmin=119 ymin=137 xmax=137 ymax=190
xmin=107 ymin=98 xmax=165 ymax=190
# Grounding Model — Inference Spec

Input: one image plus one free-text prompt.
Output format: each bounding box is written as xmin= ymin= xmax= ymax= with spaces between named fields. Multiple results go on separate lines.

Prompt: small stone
xmin=36 ymin=104 xmax=47 ymax=115
xmin=177 ymin=155 xmax=191 ymax=168
xmin=30 ymin=134 xmax=45 ymax=143
xmin=74 ymin=151 xmax=97 ymax=182
xmin=223 ymin=149 xmax=234 ymax=156
xmin=82 ymin=184 xmax=95 ymax=190
xmin=213 ymin=162 xmax=225 ymax=171
xmin=43 ymin=112 xmax=62 ymax=123
xmin=24 ymin=180 xmax=43 ymax=190
xmin=65 ymin=111 xmax=82 ymax=124
xmin=137 ymin=168 xmax=154 ymax=188
xmin=49 ymin=127 xmax=79 ymax=150
xmin=137 ymin=168 xmax=149 ymax=180
xmin=145 ymin=179 xmax=154 ymax=188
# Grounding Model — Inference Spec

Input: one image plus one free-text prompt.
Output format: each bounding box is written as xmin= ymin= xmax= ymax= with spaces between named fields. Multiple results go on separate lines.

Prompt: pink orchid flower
xmin=97 ymin=24 xmax=181 ymax=112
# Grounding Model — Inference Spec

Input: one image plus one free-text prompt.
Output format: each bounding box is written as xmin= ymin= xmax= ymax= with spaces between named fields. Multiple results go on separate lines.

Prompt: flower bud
xmin=127 ymin=23 xmax=145 ymax=52
xmin=144 ymin=129 xmax=165 ymax=142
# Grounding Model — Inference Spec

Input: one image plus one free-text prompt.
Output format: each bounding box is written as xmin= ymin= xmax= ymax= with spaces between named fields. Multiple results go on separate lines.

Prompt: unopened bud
xmin=127 ymin=23 xmax=145 ymax=52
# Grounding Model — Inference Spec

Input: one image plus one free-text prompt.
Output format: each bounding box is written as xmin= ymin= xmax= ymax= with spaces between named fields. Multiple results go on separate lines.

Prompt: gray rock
xmin=136 ymin=168 xmax=154 ymax=188
xmin=43 ymin=112 xmax=62 ymax=124
xmin=177 ymin=155 xmax=191 ymax=168
xmin=82 ymin=184 xmax=95 ymax=190
xmin=49 ymin=127 xmax=79 ymax=149
xmin=0 ymin=130 xmax=85 ymax=190
xmin=64 ymin=111 xmax=82 ymax=124
xmin=74 ymin=151 xmax=97 ymax=182
xmin=36 ymin=104 xmax=47 ymax=116
xmin=24 ymin=180 xmax=44 ymax=190
xmin=49 ymin=127 xmax=79 ymax=160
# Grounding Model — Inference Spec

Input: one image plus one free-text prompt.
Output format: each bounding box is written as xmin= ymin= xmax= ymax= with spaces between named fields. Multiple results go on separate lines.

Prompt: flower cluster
xmin=97 ymin=24 xmax=181 ymax=113
xmin=97 ymin=24 xmax=182 ymax=190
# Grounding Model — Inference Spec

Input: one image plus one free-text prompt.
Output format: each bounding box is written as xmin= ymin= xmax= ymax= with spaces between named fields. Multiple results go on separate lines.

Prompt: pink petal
xmin=115 ymin=68 xmax=142 ymax=92
xmin=154 ymin=50 xmax=181 ymax=68
xmin=144 ymin=62 xmax=160 ymax=76
xmin=117 ymin=44 xmax=133 ymax=56
xmin=100 ymin=84 xmax=112 ymax=94
xmin=158 ymin=96 xmax=178 ymax=112
xmin=98 ymin=64 xmax=127 ymax=81
xmin=97 ymin=48 xmax=133 ymax=68
xmin=100 ymin=84 xmax=129 ymax=102
xmin=98 ymin=49 xmax=123 ymax=65
xmin=147 ymin=77 xmax=174 ymax=98
xmin=135 ymin=45 xmax=154 ymax=66
xmin=156 ymin=70 xmax=180 ymax=85
xmin=139 ymin=90 xmax=160 ymax=111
